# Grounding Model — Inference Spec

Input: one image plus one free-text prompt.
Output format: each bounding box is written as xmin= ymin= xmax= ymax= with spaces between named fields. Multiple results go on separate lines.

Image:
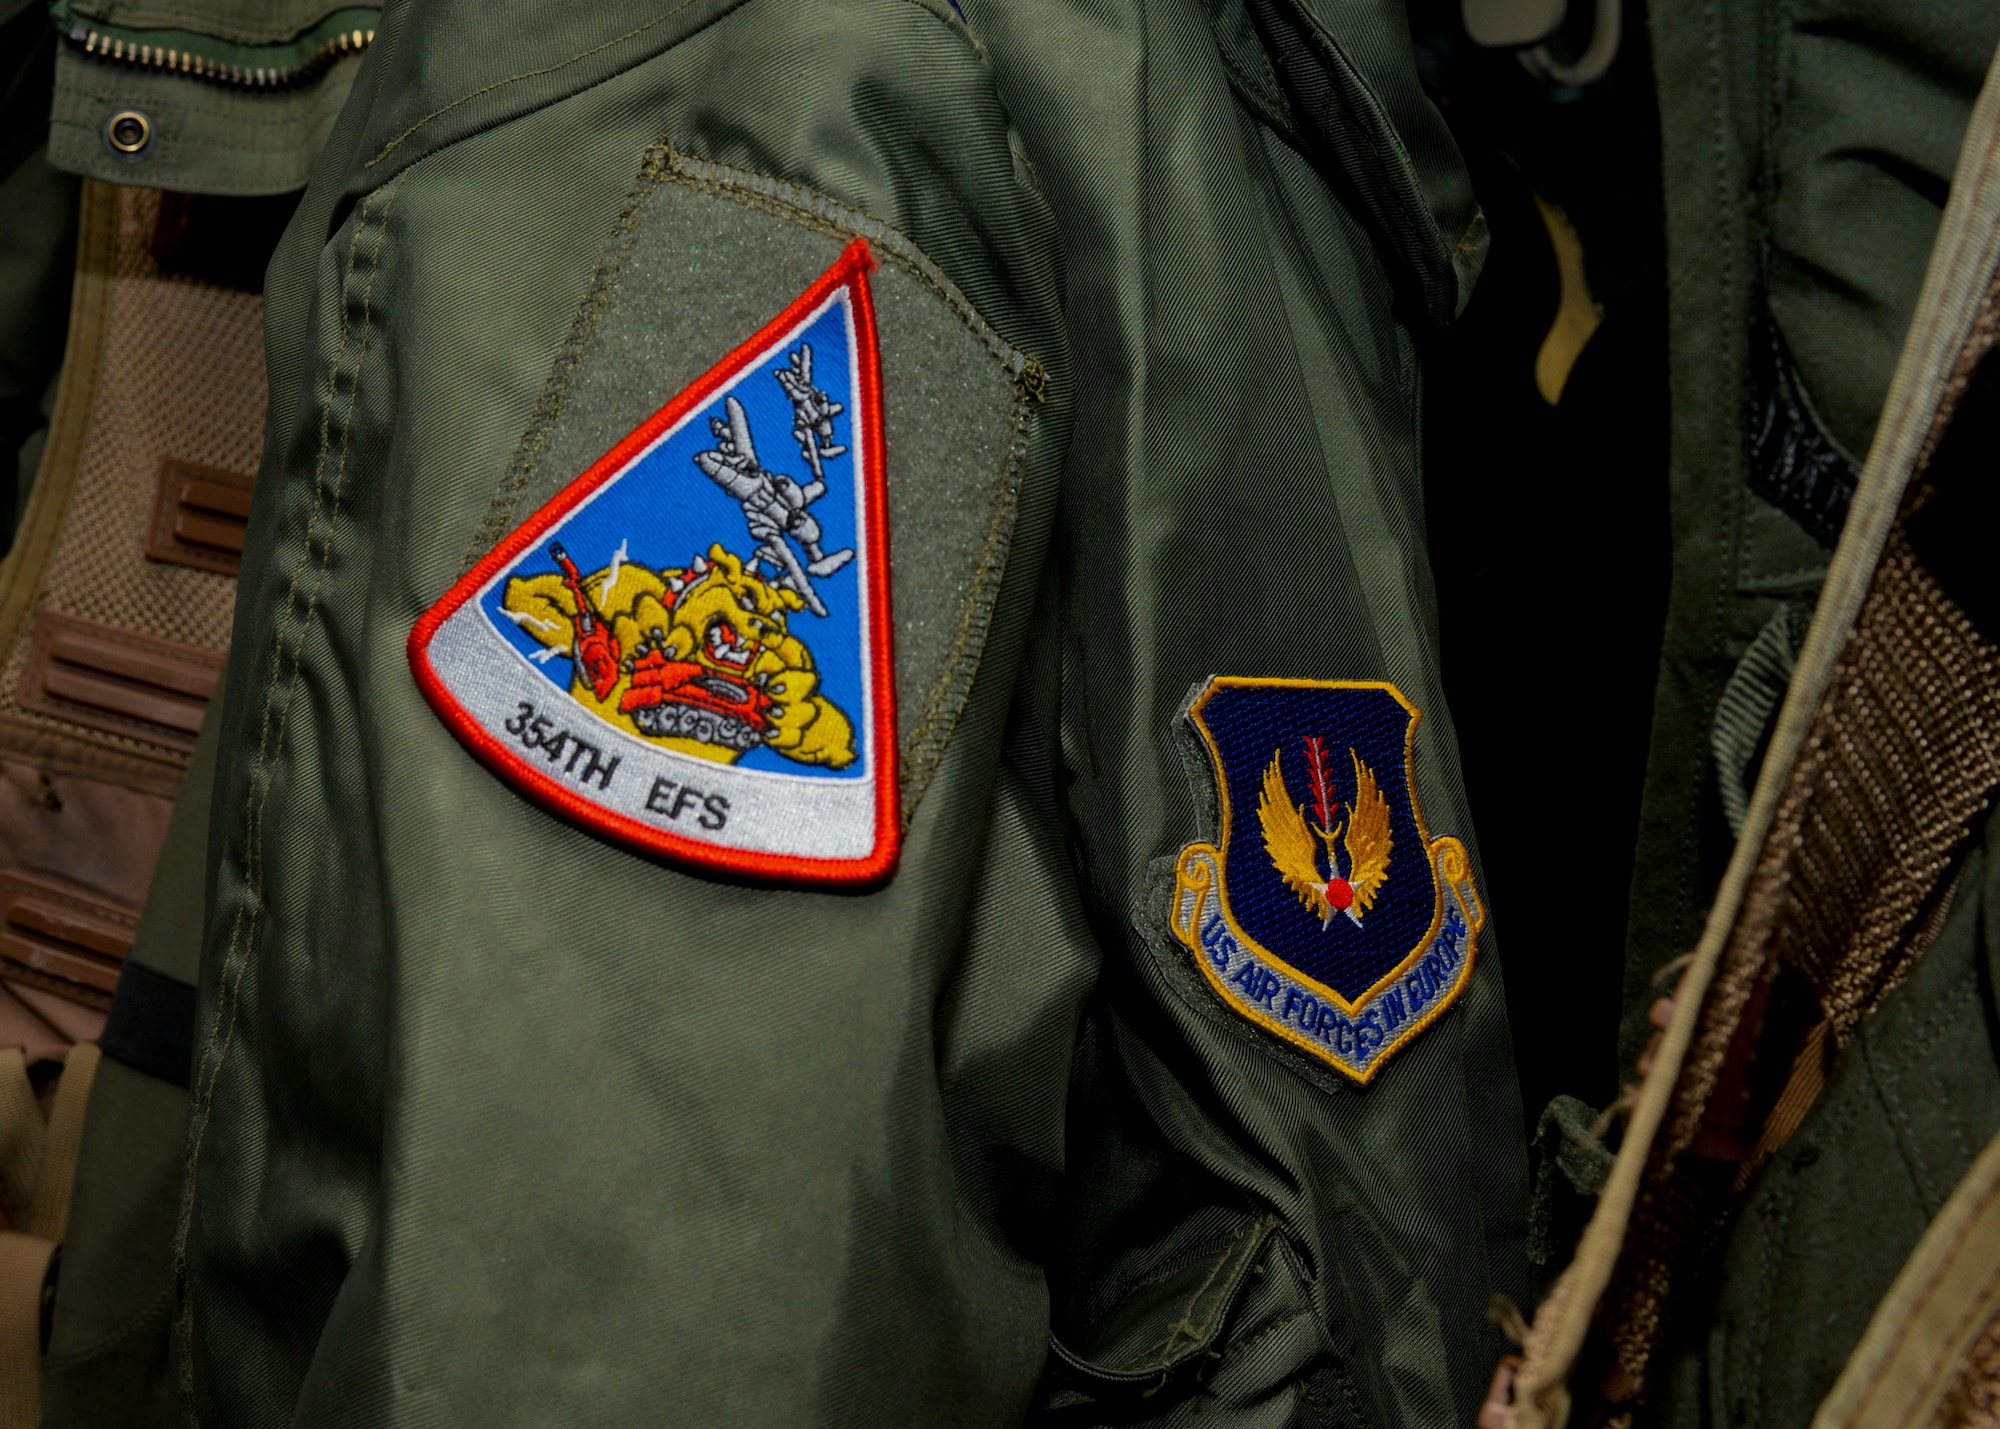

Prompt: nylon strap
xmin=26 ymin=1043 xmax=97 ymax=1243
xmin=0 ymin=1231 xmax=54 ymax=1429
xmin=1815 ymin=1125 xmax=2000 ymax=1429
xmin=0 ymin=1051 xmax=43 ymax=1229
xmin=0 ymin=1042 xmax=102 ymax=1427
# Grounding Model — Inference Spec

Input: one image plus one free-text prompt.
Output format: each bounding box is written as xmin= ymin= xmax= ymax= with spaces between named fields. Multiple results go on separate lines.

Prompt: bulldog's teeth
xmin=704 ymin=620 xmax=753 ymax=668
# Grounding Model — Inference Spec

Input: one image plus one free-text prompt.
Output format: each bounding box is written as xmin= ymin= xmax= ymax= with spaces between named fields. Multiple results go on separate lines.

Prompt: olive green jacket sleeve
xmin=963 ymin=2 xmax=1528 ymax=1424
xmin=183 ymin=3 xmax=1080 ymax=1423
xmin=172 ymin=1 xmax=1527 ymax=1425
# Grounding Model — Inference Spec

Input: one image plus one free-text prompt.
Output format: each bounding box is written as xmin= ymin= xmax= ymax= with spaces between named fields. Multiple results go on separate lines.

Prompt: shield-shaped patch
xmin=410 ymin=239 xmax=898 ymax=883
xmin=1168 ymin=677 xmax=1484 ymax=1082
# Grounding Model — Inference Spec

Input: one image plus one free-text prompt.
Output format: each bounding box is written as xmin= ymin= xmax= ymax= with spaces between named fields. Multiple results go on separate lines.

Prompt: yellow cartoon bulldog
xmin=500 ymin=543 xmax=856 ymax=769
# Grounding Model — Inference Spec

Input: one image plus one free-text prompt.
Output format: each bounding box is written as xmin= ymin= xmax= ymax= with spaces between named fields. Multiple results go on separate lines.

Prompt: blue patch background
xmin=477 ymin=296 xmax=866 ymax=781
xmin=1198 ymin=683 xmax=1434 ymax=1002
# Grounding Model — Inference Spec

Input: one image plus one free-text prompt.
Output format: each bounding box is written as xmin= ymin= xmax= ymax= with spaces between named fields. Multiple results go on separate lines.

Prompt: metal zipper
xmin=64 ymin=20 xmax=374 ymax=91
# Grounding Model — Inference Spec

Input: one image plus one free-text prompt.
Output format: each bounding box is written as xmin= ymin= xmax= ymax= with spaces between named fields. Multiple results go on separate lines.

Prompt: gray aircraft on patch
xmin=692 ymin=342 xmax=855 ymax=618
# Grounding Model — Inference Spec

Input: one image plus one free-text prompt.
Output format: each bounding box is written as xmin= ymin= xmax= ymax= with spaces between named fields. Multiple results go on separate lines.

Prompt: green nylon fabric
xmin=1620 ymin=0 xmax=2000 ymax=1072
xmin=1707 ymin=601 xmax=1810 ymax=841
xmin=68 ymin=0 xmax=359 ymax=48
xmin=957 ymin=5 xmax=1527 ymax=1424
xmin=187 ymin=7 xmax=1076 ymax=1423
xmin=52 ymin=0 xmax=380 ymax=59
xmin=39 ymin=1058 xmax=186 ymax=1420
xmin=1648 ymin=804 xmax=2000 ymax=1429
xmin=42 ymin=711 xmax=215 ymax=1427
xmin=45 ymin=37 xmax=363 ymax=195
xmin=148 ymin=0 xmax=1531 ymax=1423
xmin=1763 ymin=1 xmax=2000 ymax=465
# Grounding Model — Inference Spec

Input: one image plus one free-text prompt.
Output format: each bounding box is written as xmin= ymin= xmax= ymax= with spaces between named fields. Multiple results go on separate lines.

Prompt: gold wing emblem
xmin=1342 ymin=749 xmax=1392 ymax=914
xmin=1258 ymin=752 xmax=1331 ymax=921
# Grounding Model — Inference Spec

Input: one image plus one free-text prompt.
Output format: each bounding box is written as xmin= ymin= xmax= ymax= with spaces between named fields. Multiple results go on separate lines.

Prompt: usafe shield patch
xmin=1170 ymin=678 xmax=1484 ymax=1082
xmin=410 ymin=239 xmax=898 ymax=883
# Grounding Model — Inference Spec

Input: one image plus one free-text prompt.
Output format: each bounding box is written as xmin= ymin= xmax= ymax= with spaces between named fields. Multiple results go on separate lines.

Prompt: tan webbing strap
xmin=25 ymin=1042 xmax=96 ymax=1243
xmin=0 ymin=1231 xmax=54 ymax=1429
xmin=1816 ymin=1126 xmax=2000 ymax=1429
xmin=0 ymin=1041 xmax=102 ymax=1426
xmin=1509 ymin=40 xmax=2000 ymax=1429
xmin=0 ymin=1051 xmax=43 ymax=1228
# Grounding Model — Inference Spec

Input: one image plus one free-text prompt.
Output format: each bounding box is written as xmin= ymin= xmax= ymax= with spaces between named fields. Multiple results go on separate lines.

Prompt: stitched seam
xmin=1679 ymin=0 xmax=1734 ymax=1060
xmin=464 ymin=141 xmax=1043 ymax=575
xmin=658 ymin=146 xmax=1038 ymax=382
xmin=1219 ymin=1304 xmax=1317 ymax=1364
xmin=1740 ymin=1079 xmax=1868 ymax=1415
xmin=43 ymin=1283 xmax=174 ymax=1369
xmin=172 ymin=171 xmax=404 ymax=1414
xmin=1743 ymin=1145 xmax=1799 ymax=1418
xmin=1214 ymin=40 xmax=1287 ymax=126
xmin=1286 ymin=7 xmax=1452 ymax=284
xmin=366 ymin=0 xmax=986 ymax=176
xmin=1848 ymin=1173 xmax=2000 ymax=1416
xmin=1741 ymin=567 xmax=1829 ymax=588
xmin=1452 ymin=209 xmax=1488 ymax=262
xmin=365 ymin=4 xmax=708 ymax=167
xmin=897 ymin=385 xmax=1029 ymax=815
xmin=1870 ymin=969 xmax=1979 ymax=1210
xmin=1143 ymin=1237 xmax=1245 ymax=1365
xmin=52 ymin=83 xmax=361 ymax=131
xmin=1108 ymin=1221 xmax=1259 ymax=1315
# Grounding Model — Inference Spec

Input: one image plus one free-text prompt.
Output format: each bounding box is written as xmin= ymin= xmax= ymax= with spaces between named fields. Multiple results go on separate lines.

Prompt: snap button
xmin=103 ymin=110 xmax=152 ymax=159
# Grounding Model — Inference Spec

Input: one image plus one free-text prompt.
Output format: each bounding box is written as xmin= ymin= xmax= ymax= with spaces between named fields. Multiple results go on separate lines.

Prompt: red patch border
xmin=408 ymin=239 xmax=900 ymax=887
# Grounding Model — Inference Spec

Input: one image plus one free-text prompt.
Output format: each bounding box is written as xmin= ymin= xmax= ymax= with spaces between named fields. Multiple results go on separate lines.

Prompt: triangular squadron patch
xmin=1169 ymin=678 xmax=1484 ymax=1082
xmin=410 ymin=240 xmax=898 ymax=885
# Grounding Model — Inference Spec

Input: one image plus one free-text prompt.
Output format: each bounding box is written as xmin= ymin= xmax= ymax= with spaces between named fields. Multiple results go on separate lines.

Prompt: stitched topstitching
xmin=366 ymin=3 xmax=707 ymax=167
xmin=173 ymin=171 xmax=405 ymax=1414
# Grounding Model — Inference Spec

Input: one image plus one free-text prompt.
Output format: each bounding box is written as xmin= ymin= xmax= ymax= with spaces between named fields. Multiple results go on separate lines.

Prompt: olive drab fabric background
xmin=132 ymin=0 xmax=1537 ymax=1424
xmin=44 ymin=0 xmax=2000 ymax=1423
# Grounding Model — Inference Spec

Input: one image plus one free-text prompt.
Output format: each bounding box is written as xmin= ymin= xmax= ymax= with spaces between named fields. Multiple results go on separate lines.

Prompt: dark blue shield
xmin=1190 ymin=679 xmax=1441 ymax=1004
